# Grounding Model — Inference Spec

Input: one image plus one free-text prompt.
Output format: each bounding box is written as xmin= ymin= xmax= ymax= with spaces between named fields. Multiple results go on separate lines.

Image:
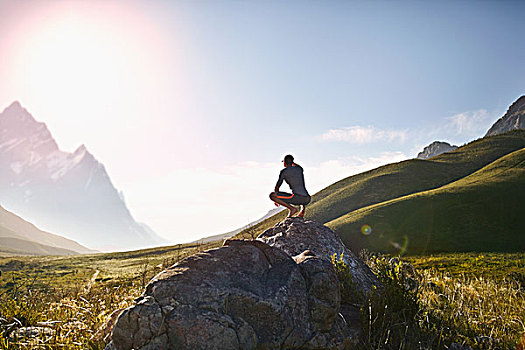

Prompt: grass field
xmin=0 ymin=241 xmax=220 ymax=349
xmin=0 ymin=247 xmax=524 ymax=349
xmin=356 ymin=252 xmax=525 ymax=349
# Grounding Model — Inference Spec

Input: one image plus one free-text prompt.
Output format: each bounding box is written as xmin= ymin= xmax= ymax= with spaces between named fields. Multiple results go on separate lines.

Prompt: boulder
xmin=258 ymin=218 xmax=377 ymax=294
xmin=106 ymin=219 xmax=376 ymax=349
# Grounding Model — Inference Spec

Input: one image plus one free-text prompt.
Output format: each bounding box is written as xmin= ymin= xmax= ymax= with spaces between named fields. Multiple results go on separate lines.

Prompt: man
xmin=269 ymin=154 xmax=311 ymax=218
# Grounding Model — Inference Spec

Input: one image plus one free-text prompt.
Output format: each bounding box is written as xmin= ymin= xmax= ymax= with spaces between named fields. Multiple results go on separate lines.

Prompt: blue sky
xmin=0 ymin=0 xmax=523 ymax=243
xmin=144 ymin=0 xmax=524 ymax=164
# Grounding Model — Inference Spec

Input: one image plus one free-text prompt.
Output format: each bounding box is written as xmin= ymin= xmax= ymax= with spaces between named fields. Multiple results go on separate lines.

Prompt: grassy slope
xmin=235 ymin=130 xmax=525 ymax=241
xmin=328 ymin=147 xmax=525 ymax=254
xmin=0 ymin=205 xmax=95 ymax=255
xmin=0 ymin=241 xmax=221 ymax=296
xmin=0 ymin=237 xmax=79 ymax=256
xmin=310 ymin=130 xmax=525 ymax=223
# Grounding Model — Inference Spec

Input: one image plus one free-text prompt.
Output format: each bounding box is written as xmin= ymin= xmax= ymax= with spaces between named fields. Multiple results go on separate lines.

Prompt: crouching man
xmin=269 ymin=154 xmax=311 ymax=218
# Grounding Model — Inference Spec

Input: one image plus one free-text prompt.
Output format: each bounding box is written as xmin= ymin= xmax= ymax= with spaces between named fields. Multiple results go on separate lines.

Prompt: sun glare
xmin=1 ymin=1 xmax=184 ymax=158
xmin=15 ymin=8 xmax=135 ymax=106
xmin=6 ymin=2 xmax=173 ymax=126
xmin=24 ymin=18 xmax=121 ymax=101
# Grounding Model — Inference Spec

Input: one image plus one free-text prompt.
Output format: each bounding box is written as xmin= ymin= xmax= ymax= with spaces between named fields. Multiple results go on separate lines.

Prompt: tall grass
xmin=0 ymin=242 xmax=222 ymax=349
xmin=0 ymin=272 xmax=145 ymax=349
xmin=334 ymin=252 xmax=525 ymax=349
xmin=1 ymin=248 xmax=523 ymax=349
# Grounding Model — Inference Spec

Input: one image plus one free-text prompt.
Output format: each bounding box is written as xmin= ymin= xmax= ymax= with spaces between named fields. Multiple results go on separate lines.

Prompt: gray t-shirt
xmin=276 ymin=165 xmax=310 ymax=197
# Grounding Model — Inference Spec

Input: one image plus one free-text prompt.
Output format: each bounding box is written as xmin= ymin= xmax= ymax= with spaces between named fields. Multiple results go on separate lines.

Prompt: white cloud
xmin=445 ymin=109 xmax=494 ymax=138
xmin=419 ymin=109 xmax=499 ymax=149
xmin=307 ymin=152 xmax=408 ymax=192
xmin=318 ymin=125 xmax=407 ymax=144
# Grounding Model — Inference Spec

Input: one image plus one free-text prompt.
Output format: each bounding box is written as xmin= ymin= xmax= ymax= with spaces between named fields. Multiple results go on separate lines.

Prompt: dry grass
xmin=354 ymin=253 xmax=525 ymax=349
xmin=1 ymin=248 xmax=523 ymax=349
xmin=417 ymin=269 xmax=525 ymax=348
xmin=0 ymin=241 xmax=220 ymax=349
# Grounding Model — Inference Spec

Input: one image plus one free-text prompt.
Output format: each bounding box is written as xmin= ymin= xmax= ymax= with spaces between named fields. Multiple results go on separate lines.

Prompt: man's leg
xmin=269 ymin=192 xmax=298 ymax=217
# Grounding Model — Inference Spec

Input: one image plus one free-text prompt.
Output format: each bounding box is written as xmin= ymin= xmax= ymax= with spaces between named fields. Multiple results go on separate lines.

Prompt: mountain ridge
xmin=486 ymin=95 xmax=525 ymax=136
xmin=190 ymin=207 xmax=284 ymax=244
xmin=0 ymin=204 xmax=95 ymax=255
xmin=0 ymin=102 xmax=167 ymax=251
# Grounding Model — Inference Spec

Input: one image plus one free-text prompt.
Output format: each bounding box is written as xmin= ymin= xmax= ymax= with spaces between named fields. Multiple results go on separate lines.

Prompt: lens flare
xmin=390 ymin=235 xmax=409 ymax=255
xmin=361 ymin=224 xmax=372 ymax=236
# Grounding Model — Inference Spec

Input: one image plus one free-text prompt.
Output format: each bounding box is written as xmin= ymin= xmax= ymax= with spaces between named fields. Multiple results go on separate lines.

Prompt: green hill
xmin=0 ymin=237 xmax=79 ymax=256
xmin=0 ymin=205 xmax=95 ymax=255
xmin=235 ymin=130 xmax=525 ymax=254
xmin=309 ymin=130 xmax=525 ymax=224
xmin=327 ymin=147 xmax=525 ymax=254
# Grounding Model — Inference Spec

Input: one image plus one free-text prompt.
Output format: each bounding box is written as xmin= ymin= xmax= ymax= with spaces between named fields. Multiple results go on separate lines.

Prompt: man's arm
xmin=275 ymin=170 xmax=285 ymax=192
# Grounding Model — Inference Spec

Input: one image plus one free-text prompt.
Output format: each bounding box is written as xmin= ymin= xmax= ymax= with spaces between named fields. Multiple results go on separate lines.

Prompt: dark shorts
xmin=276 ymin=192 xmax=311 ymax=206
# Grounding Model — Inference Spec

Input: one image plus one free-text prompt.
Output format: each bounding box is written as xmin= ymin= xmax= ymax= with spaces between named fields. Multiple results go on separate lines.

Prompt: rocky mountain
xmin=0 ymin=204 xmax=95 ymax=255
xmin=0 ymin=102 xmax=167 ymax=251
xmin=486 ymin=95 xmax=525 ymax=136
xmin=106 ymin=219 xmax=377 ymax=349
xmin=417 ymin=141 xmax=458 ymax=159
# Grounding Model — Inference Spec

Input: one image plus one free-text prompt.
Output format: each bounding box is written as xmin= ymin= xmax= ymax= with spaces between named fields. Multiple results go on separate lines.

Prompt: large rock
xmin=106 ymin=219 xmax=376 ymax=349
xmin=258 ymin=218 xmax=377 ymax=294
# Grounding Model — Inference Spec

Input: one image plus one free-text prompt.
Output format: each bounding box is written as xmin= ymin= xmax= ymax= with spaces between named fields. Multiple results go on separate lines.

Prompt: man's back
xmin=278 ymin=165 xmax=309 ymax=197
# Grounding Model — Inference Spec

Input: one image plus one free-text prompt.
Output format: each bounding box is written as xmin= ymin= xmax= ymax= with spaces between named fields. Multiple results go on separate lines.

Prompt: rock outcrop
xmin=486 ymin=95 xmax=525 ymax=137
xmin=257 ymin=218 xmax=377 ymax=295
xmin=106 ymin=218 xmax=376 ymax=349
xmin=417 ymin=141 xmax=458 ymax=159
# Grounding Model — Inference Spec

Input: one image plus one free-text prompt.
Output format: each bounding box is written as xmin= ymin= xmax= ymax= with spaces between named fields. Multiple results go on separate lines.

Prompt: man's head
xmin=283 ymin=154 xmax=294 ymax=167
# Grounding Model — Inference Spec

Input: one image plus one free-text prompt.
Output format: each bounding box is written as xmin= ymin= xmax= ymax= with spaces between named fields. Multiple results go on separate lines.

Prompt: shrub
xmin=358 ymin=255 xmax=422 ymax=349
xmin=331 ymin=253 xmax=363 ymax=304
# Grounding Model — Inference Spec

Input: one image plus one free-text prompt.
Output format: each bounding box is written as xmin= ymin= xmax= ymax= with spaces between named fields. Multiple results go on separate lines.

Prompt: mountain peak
xmin=507 ymin=95 xmax=525 ymax=115
xmin=417 ymin=141 xmax=458 ymax=159
xmin=1 ymin=101 xmax=35 ymax=123
xmin=6 ymin=101 xmax=22 ymax=111
xmin=0 ymin=101 xmax=59 ymax=156
xmin=74 ymin=144 xmax=88 ymax=155
xmin=486 ymin=95 xmax=525 ymax=137
xmin=0 ymin=102 xmax=165 ymax=251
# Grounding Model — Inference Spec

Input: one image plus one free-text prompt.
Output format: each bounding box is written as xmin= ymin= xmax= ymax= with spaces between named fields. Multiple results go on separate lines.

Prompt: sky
xmin=0 ymin=0 xmax=524 ymax=244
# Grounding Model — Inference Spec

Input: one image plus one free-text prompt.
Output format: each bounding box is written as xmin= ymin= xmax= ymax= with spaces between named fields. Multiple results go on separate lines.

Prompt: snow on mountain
xmin=0 ymin=101 xmax=168 ymax=251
